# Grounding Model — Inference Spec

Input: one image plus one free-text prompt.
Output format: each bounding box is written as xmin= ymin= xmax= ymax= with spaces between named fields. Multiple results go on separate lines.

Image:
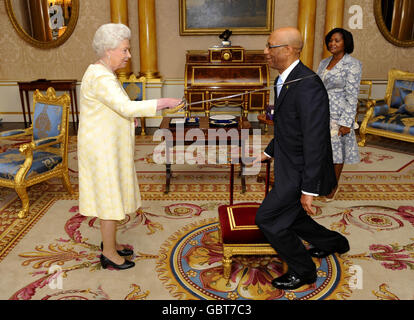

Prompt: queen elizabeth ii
xmin=78 ymin=23 xmax=181 ymax=270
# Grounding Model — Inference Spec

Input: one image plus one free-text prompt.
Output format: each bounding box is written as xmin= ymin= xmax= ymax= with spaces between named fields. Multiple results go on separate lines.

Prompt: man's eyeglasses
xmin=266 ymin=43 xmax=288 ymax=49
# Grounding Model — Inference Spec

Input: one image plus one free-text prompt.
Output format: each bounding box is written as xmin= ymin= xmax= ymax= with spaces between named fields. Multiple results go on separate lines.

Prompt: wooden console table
xmin=184 ymin=46 xmax=270 ymax=117
xmin=17 ymin=79 xmax=79 ymax=131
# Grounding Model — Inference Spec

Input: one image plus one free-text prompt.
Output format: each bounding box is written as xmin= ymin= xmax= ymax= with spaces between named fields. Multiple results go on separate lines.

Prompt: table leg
xmin=165 ymin=163 xmax=171 ymax=194
xmin=73 ymin=88 xmax=79 ymax=131
xmin=230 ymin=163 xmax=234 ymax=205
xmin=241 ymin=163 xmax=246 ymax=193
xmin=69 ymin=90 xmax=77 ymax=132
xmin=164 ymin=139 xmax=174 ymax=194
xmin=19 ymin=89 xmax=27 ymax=128
xmin=24 ymin=90 xmax=32 ymax=126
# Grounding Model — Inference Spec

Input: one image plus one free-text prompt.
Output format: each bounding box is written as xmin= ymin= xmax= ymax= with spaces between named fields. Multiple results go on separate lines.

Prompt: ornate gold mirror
xmin=374 ymin=0 xmax=414 ymax=47
xmin=5 ymin=0 xmax=79 ymax=49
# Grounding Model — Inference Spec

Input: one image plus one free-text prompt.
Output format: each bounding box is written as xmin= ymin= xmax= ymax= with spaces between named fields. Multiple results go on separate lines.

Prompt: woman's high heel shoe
xmin=100 ymin=254 xmax=135 ymax=270
xmin=100 ymin=242 xmax=133 ymax=257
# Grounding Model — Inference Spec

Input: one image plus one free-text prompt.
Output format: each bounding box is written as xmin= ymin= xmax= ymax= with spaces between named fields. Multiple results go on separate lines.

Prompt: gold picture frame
xmin=179 ymin=0 xmax=274 ymax=35
xmin=5 ymin=0 xmax=79 ymax=49
xmin=373 ymin=0 xmax=414 ymax=47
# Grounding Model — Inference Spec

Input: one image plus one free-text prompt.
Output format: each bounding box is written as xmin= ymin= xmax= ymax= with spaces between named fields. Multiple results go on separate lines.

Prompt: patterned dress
xmin=317 ymin=54 xmax=362 ymax=164
xmin=78 ymin=64 xmax=157 ymax=220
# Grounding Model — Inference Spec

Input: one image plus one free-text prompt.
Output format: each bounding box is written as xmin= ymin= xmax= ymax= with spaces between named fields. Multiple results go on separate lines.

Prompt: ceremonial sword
xmin=164 ymin=74 xmax=319 ymax=114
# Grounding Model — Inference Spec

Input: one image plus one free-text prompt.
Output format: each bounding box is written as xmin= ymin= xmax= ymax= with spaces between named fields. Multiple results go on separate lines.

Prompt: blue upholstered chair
xmin=359 ymin=69 xmax=414 ymax=146
xmin=0 ymin=87 xmax=73 ymax=218
xmin=119 ymin=73 xmax=147 ymax=135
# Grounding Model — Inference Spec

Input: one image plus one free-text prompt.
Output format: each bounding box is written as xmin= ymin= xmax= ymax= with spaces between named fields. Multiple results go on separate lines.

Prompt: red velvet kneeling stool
xmin=218 ymin=161 xmax=287 ymax=284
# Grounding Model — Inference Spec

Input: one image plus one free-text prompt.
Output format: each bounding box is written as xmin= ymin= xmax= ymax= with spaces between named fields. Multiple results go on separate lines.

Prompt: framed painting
xmin=179 ymin=0 xmax=275 ymax=35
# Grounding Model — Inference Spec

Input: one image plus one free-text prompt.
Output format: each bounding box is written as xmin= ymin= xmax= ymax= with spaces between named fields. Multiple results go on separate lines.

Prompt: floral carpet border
xmin=0 ymin=192 xmax=76 ymax=263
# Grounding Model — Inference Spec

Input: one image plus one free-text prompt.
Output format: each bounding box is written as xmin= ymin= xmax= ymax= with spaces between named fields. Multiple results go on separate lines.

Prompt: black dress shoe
xmin=100 ymin=242 xmax=134 ymax=257
xmin=271 ymin=272 xmax=316 ymax=290
xmin=308 ymin=248 xmax=331 ymax=258
xmin=308 ymin=244 xmax=349 ymax=258
xmin=100 ymin=254 xmax=135 ymax=270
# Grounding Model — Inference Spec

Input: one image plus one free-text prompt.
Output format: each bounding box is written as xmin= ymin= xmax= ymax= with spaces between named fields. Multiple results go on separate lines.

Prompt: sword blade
xmin=185 ymin=74 xmax=317 ymax=107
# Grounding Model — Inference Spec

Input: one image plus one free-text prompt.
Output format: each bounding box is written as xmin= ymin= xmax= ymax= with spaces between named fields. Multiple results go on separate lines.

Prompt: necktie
xmin=276 ymin=76 xmax=283 ymax=97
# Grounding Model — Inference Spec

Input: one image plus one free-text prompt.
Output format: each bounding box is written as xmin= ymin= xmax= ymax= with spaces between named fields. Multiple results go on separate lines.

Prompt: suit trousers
xmin=255 ymin=187 xmax=349 ymax=277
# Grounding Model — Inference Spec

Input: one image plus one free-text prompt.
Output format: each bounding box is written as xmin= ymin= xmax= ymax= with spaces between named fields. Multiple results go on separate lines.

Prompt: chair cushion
xmin=373 ymin=101 xmax=389 ymax=117
xmin=0 ymin=149 xmax=62 ymax=180
xmin=390 ymin=81 xmax=414 ymax=109
xmin=0 ymin=129 xmax=27 ymax=137
xmin=368 ymin=112 xmax=414 ymax=136
xmin=218 ymin=202 xmax=267 ymax=244
xmin=396 ymin=104 xmax=414 ymax=116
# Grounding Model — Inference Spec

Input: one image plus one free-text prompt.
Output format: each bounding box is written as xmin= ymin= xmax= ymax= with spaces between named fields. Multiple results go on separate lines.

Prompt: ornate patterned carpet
xmin=0 ymin=135 xmax=413 ymax=300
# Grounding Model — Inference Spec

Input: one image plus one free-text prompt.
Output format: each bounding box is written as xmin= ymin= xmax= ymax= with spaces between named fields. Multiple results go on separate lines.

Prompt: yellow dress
xmin=78 ymin=64 xmax=157 ymax=220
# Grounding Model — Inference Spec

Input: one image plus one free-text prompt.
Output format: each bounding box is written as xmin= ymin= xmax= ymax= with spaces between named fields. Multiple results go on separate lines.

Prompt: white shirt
xmin=264 ymin=60 xmax=318 ymax=197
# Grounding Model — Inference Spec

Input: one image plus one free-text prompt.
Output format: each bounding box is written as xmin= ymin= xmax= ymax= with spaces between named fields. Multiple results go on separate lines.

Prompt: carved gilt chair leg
xmin=62 ymin=172 xmax=74 ymax=194
xmin=358 ymin=126 xmax=367 ymax=146
xmin=222 ymin=247 xmax=233 ymax=286
xmin=15 ymin=186 xmax=29 ymax=219
xmin=358 ymin=134 xmax=366 ymax=147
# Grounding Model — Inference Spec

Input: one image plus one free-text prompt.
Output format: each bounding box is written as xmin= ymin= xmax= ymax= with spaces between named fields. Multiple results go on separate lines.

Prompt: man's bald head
xmin=265 ymin=27 xmax=303 ymax=73
xmin=271 ymin=27 xmax=303 ymax=56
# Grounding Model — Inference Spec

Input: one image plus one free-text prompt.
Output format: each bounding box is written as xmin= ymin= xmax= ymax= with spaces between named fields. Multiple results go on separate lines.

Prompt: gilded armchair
xmin=0 ymin=87 xmax=73 ymax=218
xmin=119 ymin=73 xmax=147 ymax=135
xmin=359 ymin=69 xmax=414 ymax=146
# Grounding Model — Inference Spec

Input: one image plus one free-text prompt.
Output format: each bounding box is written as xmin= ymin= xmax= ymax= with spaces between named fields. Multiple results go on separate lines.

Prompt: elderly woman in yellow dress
xmin=78 ymin=23 xmax=181 ymax=270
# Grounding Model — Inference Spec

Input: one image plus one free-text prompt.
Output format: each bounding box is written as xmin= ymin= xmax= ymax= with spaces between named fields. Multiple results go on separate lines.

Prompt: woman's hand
xmin=338 ymin=126 xmax=351 ymax=136
xmin=156 ymin=98 xmax=183 ymax=111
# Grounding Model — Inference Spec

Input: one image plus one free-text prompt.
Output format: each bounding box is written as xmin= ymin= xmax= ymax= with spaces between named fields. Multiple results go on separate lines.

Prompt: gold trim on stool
xmin=227 ymin=204 xmax=260 ymax=231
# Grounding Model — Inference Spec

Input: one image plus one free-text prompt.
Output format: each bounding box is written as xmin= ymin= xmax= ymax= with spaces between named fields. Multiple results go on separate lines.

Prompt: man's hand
xmin=251 ymin=152 xmax=271 ymax=165
xmin=301 ymin=193 xmax=316 ymax=215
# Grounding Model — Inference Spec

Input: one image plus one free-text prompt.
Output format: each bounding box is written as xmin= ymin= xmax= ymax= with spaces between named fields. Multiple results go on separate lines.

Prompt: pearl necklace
xmin=98 ymin=59 xmax=115 ymax=75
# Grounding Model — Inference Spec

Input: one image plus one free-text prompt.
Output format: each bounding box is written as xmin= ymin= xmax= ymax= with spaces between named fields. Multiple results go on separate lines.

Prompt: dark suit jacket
xmin=264 ymin=61 xmax=336 ymax=197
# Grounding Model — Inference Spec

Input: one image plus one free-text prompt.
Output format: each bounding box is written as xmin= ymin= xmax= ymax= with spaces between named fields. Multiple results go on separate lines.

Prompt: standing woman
xmin=317 ymin=28 xmax=362 ymax=200
xmin=78 ymin=23 xmax=181 ymax=270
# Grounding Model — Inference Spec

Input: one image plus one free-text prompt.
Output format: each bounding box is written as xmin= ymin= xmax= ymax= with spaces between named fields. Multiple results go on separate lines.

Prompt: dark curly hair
xmin=324 ymin=28 xmax=354 ymax=54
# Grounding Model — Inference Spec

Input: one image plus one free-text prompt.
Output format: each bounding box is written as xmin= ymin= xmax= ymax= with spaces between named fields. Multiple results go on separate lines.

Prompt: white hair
xmin=92 ymin=23 xmax=131 ymax=58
